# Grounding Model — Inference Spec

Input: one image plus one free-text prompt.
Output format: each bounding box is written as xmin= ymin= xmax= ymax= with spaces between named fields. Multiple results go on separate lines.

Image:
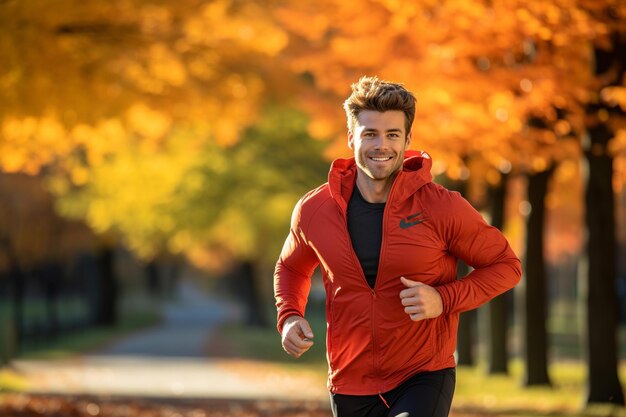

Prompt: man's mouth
xmin=370 ymin=156 xmax=393 ymax=162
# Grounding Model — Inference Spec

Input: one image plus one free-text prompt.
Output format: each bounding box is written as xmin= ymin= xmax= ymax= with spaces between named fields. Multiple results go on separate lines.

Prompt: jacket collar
xmin=328 ymin=150 xmax=433 ymax=211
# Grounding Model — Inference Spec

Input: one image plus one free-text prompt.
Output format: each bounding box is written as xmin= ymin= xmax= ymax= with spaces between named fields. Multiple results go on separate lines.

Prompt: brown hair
xmin=343 ymin=76 xmax=416 ymax=134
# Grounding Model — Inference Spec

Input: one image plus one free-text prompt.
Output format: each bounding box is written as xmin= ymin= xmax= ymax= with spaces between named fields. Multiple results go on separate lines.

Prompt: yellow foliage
xmin=1 ymin=0 xmax=624 ymax=268
xmin=126 ymin=104 xmax=172 ymax=141
xmin=185 ymin=0 xmax=287 ymax=55
xmin=0 ymin=116 xmax=70 ymax=174
xmin=70 ymin=166 xmax=90 ymax=186
xmin=147 ymin=43 xmax=187 ymax=87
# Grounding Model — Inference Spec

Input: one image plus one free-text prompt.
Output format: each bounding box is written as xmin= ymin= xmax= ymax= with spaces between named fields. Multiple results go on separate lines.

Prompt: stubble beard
xmin=357 ymin=152 xmax=403 ymax=183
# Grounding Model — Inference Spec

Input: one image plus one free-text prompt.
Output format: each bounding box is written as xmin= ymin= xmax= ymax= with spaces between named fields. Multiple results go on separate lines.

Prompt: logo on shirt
xmin=399 ymin=211 xmax=427 ymax=229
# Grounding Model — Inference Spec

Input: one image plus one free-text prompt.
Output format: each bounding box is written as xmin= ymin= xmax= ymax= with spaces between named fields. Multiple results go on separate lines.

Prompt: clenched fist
xmin=399 ymin=277 xmax=443 ymax=321
xmin=281 ymin=315 xmax=314 ymax=358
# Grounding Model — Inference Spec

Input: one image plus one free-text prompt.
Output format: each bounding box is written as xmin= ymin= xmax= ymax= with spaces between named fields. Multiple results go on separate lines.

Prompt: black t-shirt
xmin=347 ymin=186 xmax=385 ymax=289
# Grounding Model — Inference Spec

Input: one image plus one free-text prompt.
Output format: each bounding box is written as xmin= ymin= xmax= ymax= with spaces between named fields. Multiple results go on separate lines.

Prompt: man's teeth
xmin=371 ymin=157 xmax=392 ymax=161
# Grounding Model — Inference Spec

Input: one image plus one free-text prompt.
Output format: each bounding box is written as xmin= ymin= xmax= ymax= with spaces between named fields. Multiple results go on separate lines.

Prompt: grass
xmin=17 ymin=309 xmax=161 ymax=360
xmin=452 ymin=361 xmax=626 ymax=417
xmin=0 ymin=369 xmax=27 ymax=392
xmin=211 ymin=310 xmax=328 ymax=365
xmin=1 ymin=291 xmax=163 ymax=361
xmin=455 ymin=362 xmax=585 ymax=415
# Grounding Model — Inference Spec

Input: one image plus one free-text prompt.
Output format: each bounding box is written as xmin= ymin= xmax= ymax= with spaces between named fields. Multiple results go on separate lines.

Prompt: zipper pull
xmin=378 ymin=392 xmax=390 ymax=408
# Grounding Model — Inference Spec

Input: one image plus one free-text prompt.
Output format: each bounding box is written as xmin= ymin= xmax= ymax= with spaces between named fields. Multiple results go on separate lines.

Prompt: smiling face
xmin=348 ymin=110 xmax=411 ymax=200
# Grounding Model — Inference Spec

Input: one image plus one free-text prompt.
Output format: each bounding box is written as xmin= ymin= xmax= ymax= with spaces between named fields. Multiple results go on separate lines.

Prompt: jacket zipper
xmin=372 ymin=174 xmax=400 ymax=394
xmin=341 ymin=197 xmax=382 ymax=390
xmin=341 ymin=173 xmax=401 ymax=394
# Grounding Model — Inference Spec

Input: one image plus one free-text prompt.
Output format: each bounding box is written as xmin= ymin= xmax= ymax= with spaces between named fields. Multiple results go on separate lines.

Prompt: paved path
xmin=9 ymin=280 xmax=328 ymax=402
xmin=101 ymin=281 xmax=239 ymax=358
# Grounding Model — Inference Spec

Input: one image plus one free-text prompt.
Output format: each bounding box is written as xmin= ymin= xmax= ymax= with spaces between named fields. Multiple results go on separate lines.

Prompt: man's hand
xmin=281 ymin=315 xmax=314 ymax=358
xmin=399 ymin=277 xmax=443 ymax=321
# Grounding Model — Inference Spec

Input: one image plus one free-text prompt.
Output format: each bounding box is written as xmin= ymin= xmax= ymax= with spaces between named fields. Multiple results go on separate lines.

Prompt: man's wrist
xmin=279 ymin=314 xmax=302 ymax=334
xmin=283 ymin=314 xmax=302 ymax=327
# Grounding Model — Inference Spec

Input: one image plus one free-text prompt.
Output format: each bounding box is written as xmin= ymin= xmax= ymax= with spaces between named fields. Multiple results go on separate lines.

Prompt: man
xmin=274 ymin=76 xmax=521 ymax=417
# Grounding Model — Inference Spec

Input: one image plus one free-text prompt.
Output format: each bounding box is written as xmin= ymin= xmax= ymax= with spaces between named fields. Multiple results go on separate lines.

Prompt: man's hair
xmin=343 ymin=76 xmax=416 ymax=134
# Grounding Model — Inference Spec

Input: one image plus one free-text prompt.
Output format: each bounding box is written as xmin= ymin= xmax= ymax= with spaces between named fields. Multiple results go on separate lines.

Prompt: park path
xmin=9 ymin=279 xmax=329 ymax=402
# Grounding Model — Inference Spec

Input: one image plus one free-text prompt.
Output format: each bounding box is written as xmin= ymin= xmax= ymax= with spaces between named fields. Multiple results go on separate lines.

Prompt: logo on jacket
xmin=399 ymin=211 xmax=427 ymax=229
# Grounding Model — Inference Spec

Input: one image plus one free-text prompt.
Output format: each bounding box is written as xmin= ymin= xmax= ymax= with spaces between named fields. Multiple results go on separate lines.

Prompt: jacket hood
xmin=328 ymin=150 xmax=433 ymax=211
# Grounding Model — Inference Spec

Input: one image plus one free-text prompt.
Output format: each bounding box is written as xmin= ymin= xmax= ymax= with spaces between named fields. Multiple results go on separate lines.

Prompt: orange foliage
xmin=273 ymin=0 xmax=626 ymax=263
xmin=2 ymin=0 xmax=625 ymax=266
xmin=0 ymin=0 xmax=291 ymax=175
xmin=273 ymin=0 xmax=624 ymax=181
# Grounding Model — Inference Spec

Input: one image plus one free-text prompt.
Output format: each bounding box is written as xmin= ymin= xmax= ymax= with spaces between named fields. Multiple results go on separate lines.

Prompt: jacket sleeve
xmin=274 ymin=196 xmax=320 ymax=333
xmin=434 ymin=191 xmax=522 ymax=315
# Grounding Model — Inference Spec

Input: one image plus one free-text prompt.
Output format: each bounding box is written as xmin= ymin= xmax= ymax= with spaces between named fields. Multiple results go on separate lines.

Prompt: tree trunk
xmin=3 ymin=241 xmax=24 ymax=353
xmin=523 ymin=169 xmax=553 ymax=386
xmin=450 ymin=178 xmax=476 ymax=366
xmin=238 ymin=260 xmax=269 ymax=328
xmin=8 ymin=265 xmax=23 ymax=356
xmin=584 ymin=123 xmax=624 ymax=405
xmin=42 ymin=263 xmax=62 ymax=338
xmin=456 ymin=261 xmax=475 ymax=366
xmin=486 ymin=175 xmax=511 ymax=374
xmin=145 ymin=259 xmax=160 ymax=297
xmin=94 ymin=245 xmax=118 ymax=326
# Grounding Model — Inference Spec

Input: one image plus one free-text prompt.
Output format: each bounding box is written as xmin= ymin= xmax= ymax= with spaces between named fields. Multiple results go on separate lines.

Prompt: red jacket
xmin=274 ymin=150 xmax=521 ymax=395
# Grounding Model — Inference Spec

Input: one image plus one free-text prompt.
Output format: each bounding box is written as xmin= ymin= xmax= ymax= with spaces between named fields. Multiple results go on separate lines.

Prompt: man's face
xmin=348 ymin=110 xmax=411 ymax=183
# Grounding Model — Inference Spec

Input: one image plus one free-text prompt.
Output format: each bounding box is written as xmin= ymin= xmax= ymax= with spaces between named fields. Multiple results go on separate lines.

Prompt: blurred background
xmin=0 ymin=0 xmax=626 ymax=416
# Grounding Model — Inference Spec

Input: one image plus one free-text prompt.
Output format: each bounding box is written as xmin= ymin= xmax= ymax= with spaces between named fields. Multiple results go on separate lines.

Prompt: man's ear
xmin=406 ymin=131 xmax=412 ymax=148
xmin=348 ymin=131 xmax=354 ymax=149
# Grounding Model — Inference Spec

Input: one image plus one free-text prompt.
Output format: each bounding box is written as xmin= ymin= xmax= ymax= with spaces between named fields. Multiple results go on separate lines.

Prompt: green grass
xmin=0 ymin=296 xmax=90 ymax=326
xmin=455 ymin=361 xmax=581 ymax=414
xmin=213 ymin=310 xmax=328 ymax=364
xmin=17 ymin=310 xmax=161 ymax=360
xmin=0 ymin=292 xmax=163 ymax=361
xmin=0 ymin=369 xmax=27 ymax=392
xmin=453 ymin=361 xmax=626 ymax=417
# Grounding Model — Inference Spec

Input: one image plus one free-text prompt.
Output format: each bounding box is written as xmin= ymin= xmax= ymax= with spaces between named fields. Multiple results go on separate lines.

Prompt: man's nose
xmin=373 ymin=136 xmax=387 ymax=149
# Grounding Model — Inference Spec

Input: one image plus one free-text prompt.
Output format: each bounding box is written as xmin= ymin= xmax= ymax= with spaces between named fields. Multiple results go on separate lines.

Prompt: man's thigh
xmin=330 ymin=368 xmax=456 ymax=417
xmin=330 ymin=392 xmax=388 ymax=417
xmin=386 ymin=368 xmax=456 ymax=417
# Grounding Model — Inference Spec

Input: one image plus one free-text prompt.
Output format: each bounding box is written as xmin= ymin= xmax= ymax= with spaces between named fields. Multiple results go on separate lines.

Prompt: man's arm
xmin=274 ymin=197 xmax=320 ymax=355
xmin=434 ymin=191 xmax=522 ymax=315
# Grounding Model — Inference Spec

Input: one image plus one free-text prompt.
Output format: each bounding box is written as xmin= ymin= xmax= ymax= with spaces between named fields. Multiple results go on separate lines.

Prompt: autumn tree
xmin=273 ymin=0 xmax=626 ymax=397
xmin=578 ymin=0 xmax=626 ymax=405
xmin=0 ymin=173 xmax=96 ymax=353
xmin=273 ymin=0 xmax=581 ymax=376
xmin=0 ymin=0 xmax=292 ymax=325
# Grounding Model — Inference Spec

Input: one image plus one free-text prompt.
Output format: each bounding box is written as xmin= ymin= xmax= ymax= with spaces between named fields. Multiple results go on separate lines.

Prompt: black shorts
xmin=330 ymin=368 xmax=456 ymax=417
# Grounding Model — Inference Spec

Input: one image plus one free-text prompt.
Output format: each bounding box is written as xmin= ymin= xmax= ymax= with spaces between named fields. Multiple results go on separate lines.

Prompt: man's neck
xmin=355 ymin=173 xmax=397 ymax=203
